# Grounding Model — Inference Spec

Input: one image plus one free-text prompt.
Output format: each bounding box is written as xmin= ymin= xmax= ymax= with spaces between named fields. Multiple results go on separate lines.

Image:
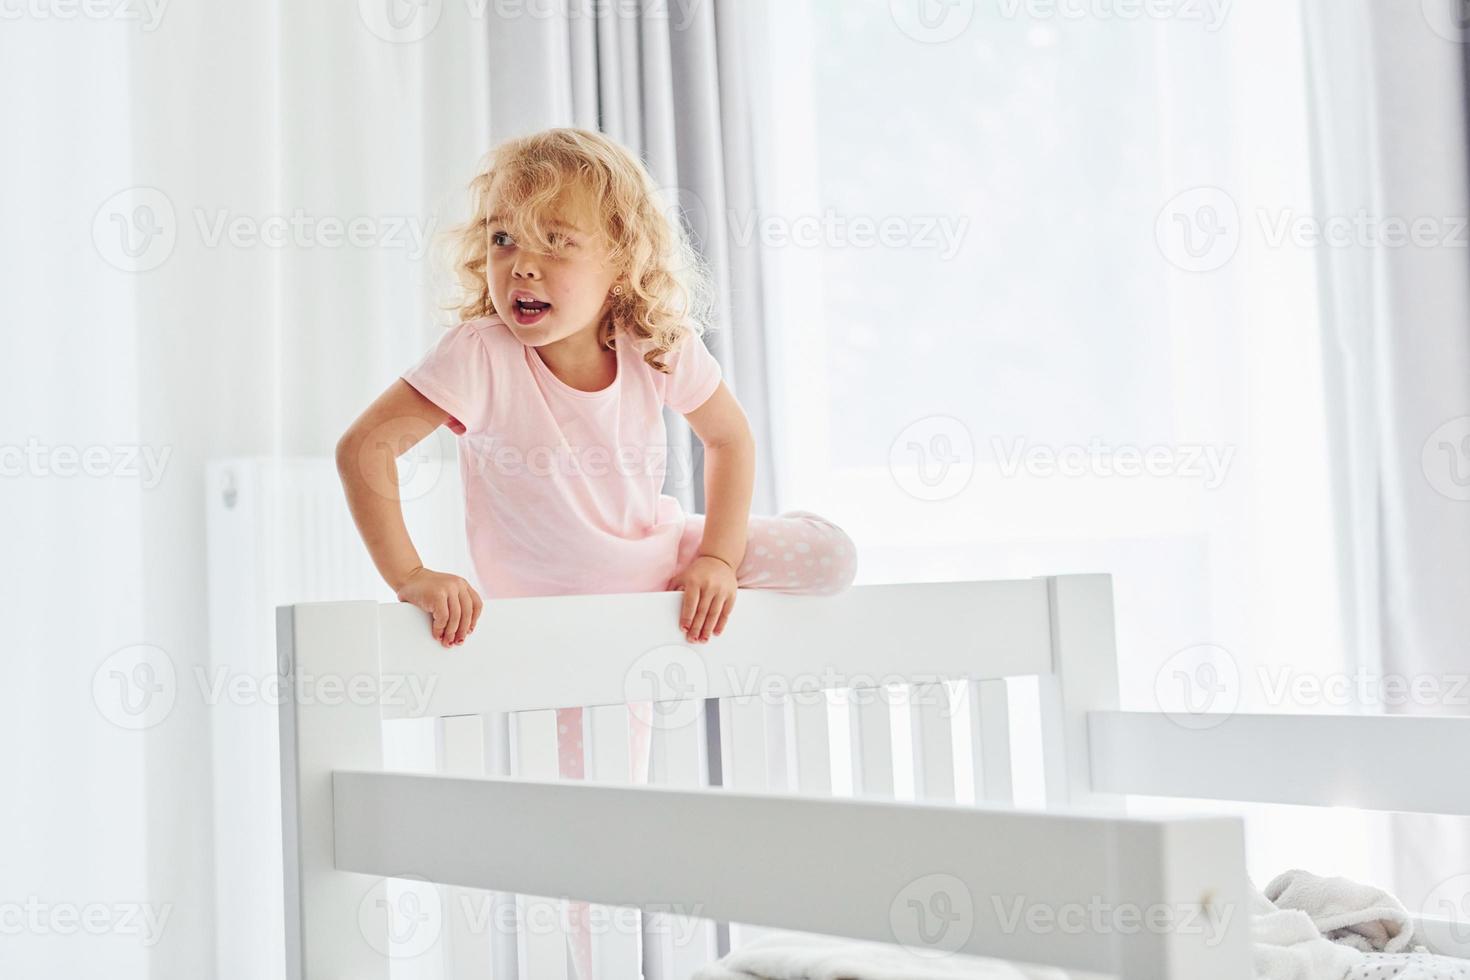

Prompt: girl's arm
xmin=684 ymin=381 xmax=756 ymax=569
xmin=335 ymin=378 xmax=483 ymax=647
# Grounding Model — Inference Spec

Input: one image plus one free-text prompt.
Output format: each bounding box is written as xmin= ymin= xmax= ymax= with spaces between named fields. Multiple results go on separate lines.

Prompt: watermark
xmin=890 ymin=873 xmax=975 ymax=956
xmin=193 ymin=665 xmax=441 ymax=715
xmin=193 ymin=208 xmax=434 ymax=258
xmin=990 ymin=894 xmax=1236 ymax=945
xmin=1258 ymin=209 xmax=1469 ymax=251
xmin=0 ymin=439 xmax=172 ymax=489
xmin=93 ymin=187 xmax=176 ymax=273
xmin=93 ymin=644 xmax=440 ymax=730
xmin=623 ymin=648 xmax=961 ymax=732
xmin=1154 ymin=643 xmax=1241 ymax=730
xmin=992 ymin=437 xmax=1235 ymax=489
xmin=1155 ymin=187 xmax=1241 ymax=273
xmin=726 ymin=209 xmax=971 ymax=261
xmin=0 ymin=0 xmax=169 ymax=30
xmin=652 ymin=185 xmax=708 ymax=278
xmin=1156 ymin=187 xmax=1470 ymax=272
xmin=890 ymin=0 xmax=976 ymax=44
xmin=0 ymin=897 xmax=172 ymax=946
xmin=461 ymin=435 xmax=701 ymax=491
xmin=93 ymin=644 xmax=178 ymax=731
xmin=1258 ymin=666 xmax=1470 ymax=711
xmin=624 ymin=643 xmax=709 ymax=732
xmin=995 ymin=0 xmax=1231 ymax=30
xmin=888 ymin=876 xmax=1236 ymax=959
xmin=1422 ymin=416 xmax=1470 ymax=501
xmin=723 ymin=667 xmax=955 ymax=713
xmin=889 ymin=415 xmax=975 ymax=502
xmin=92 ymin=186 xmax=436 ymax=272
xmin=356 ymin=0 xmax=703 ymax=44
xmin=1155 ymin=643 xmax=1470 ymax=728
xmin=356 ymin=875 xmax=708 ymax=957
xmin=1421 ymin=0 xmax=1470 ymax=43
xmin=359 ymin=876 xmax=443 ymax=958
xmin=351 ymin=417 xmax=450 ymax=504
xmin=1421 ymin=873 xmax=1470 ymax=944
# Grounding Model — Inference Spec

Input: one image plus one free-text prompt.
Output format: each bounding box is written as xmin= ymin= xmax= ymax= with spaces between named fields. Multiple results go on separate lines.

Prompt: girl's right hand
xmin=395 ymin=566 xmax=483 ymax=648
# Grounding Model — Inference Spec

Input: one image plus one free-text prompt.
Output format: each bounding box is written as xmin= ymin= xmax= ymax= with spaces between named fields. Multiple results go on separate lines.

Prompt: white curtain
xmin=1305 ymin=0 xmax=1470 ymax=919
xmin=3 ymin=2 xmax=495 ymax=975
xmin=4 ymin=2 xmax=767 ymax=975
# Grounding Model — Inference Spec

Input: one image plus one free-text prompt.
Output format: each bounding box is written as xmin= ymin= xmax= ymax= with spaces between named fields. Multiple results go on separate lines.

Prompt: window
xmin=743 ymin=0 xmax=1385 ymax=882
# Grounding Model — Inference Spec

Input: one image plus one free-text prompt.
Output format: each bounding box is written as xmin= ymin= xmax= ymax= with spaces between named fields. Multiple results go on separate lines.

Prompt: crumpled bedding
xmin=691 ymin=870 xmax=1469 ymax=980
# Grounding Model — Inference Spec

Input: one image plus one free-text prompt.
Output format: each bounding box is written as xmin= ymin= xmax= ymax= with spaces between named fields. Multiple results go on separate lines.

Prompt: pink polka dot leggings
xmin=553 ymin=509 xmax=857 ymax=979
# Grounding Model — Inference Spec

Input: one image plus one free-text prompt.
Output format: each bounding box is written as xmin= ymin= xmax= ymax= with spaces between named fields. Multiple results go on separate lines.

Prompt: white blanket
xmin=1264 ymin=870 xmax=1417 ymax=954
xmin=688 ymin=929 xmax=1095 ymax=980
xmin=689 ymin=886 xmax=1377 ymax=980
xmin=1249 ymin=886 xmax=1364 ymax=980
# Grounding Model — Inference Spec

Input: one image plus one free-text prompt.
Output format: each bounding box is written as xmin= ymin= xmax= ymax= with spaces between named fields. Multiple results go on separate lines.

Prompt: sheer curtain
xmin=1305 ymin=0 xmax=1470 ymax=923
xmin=3 ymin=2 xmax=494 ymax=976
xmin=6 ymin=2 xmax=773 ymax=975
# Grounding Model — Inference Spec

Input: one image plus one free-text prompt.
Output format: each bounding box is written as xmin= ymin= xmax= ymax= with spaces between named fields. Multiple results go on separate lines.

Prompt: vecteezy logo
xmin=1422 ymin=0 xmax=1470 ymax=42
xmin=651 ymin=185 xmax=708 ymax=277
xmin=358 ymin=874 xmax=443 ymax=958
xmin=625 ymin=643 xmax=709 ymax=732
xmin=358 ymin=0 xmax=443 ymax=43
xmin=93 ymin=187 xmax=177 ymax=273
xmin=889 ymin=873 xmax=974 ymax=957
xmin=890 ymin=0 xmax=975 ymax=43
xmin=1421 ymin=874 xmax=1470 ymax=944
xmin=1154 ymin=643 xmax=1240 ymax=730
xmin=1155 ymin=187 xmax=1241 ymax=272
xmin=1422 ymin=416 xmax=1470 ymax=501
xmin=889 ymin=415 xmax=974 ymax=502
xmin=93 ymin=644 xmax=178 ymax=730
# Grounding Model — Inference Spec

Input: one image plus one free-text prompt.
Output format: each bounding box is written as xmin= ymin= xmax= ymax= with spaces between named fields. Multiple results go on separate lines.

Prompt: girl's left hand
xmin=668 ymin=555 xmax=737 ymax=643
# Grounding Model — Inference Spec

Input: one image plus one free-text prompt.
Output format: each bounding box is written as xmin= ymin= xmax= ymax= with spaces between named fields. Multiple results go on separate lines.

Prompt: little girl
xmin=336 ymin=127 xmax=857 ymax=976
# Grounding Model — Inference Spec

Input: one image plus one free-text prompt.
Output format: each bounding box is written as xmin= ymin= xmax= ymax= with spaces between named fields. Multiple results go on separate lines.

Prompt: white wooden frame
xmin=277 ymin=574 xmax=1470 ymax=979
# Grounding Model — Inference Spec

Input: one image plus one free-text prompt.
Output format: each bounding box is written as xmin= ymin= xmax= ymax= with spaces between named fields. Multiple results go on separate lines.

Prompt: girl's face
xmin=485 ymin=190 xmax=622 ymax=347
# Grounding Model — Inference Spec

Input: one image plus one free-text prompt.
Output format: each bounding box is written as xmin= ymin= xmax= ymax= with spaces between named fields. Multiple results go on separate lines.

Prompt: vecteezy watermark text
xmin=992 ymin=437 xmax=1236 ymax=489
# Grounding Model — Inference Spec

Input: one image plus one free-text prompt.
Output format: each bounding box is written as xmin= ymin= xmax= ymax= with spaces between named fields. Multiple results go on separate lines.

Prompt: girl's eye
xmin=490 ymin=230 xmax=514 ymax=247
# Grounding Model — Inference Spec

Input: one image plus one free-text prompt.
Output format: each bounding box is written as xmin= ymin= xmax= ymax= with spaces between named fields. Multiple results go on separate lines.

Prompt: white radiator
xmin=204 ymin=454 xmax=467 ymax=980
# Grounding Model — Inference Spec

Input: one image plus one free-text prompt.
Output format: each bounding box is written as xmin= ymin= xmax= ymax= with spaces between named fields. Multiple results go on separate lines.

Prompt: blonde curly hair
xmin=435 ymin=128 xmax=713 ymax=373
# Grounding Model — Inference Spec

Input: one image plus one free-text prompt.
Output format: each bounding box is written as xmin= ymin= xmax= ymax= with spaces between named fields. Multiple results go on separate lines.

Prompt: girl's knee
xmin=791 ymin=512 xmax=858 ymax=594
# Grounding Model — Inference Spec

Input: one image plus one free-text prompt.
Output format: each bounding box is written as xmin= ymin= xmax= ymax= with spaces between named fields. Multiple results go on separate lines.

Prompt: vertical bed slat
xmin=511 ymin=709 xmax=571 ymax=980
xmin=642 ymin=699 xmax=718 ymax=979
xmin=587 ymin=705 xmax=642 ymax=979
xmin=439 ymin=715 xmax=494 ymax=979
xmin=719 ymin=695 xmax=780 ymax=949
xmin=482 ymin=711 xmax=519 ymax=979
xmin=787 ymin=693 xmax=831 ymax=795
xmin=849 ymin=687 xmax=895 ymax=799
xmin=910 ymin=682 xmax=956 ymax=803
xmin=969 ymin=678 xmax=1014 ymax=805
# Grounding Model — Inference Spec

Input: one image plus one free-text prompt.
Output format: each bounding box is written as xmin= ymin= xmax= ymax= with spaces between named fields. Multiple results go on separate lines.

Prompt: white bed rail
xmin=334 ymin=771 xmax=1253 ymax=978
xmin=276 ymin=574 xmax=1470 ymax=978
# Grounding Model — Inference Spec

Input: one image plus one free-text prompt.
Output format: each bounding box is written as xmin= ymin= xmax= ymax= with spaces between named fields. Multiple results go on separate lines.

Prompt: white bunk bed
xmin=276 ymin=575 xmax=1470 ymax=979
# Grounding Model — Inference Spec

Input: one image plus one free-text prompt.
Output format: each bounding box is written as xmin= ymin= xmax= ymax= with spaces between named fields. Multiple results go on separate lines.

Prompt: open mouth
xmin=511 ymin=296 xmax=552 ymax=325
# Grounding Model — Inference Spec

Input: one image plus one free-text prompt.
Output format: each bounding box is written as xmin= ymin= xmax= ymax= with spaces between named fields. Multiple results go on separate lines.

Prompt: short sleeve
xmin=400 ymin=321 xmax=493 ymax=435
xmin=662 ymin=331 xmax=723 ymax=414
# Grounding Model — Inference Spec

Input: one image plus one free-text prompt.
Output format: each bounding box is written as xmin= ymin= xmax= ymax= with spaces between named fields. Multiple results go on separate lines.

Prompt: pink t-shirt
xmin=400 ymin=314 xmax=723 ymax=598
